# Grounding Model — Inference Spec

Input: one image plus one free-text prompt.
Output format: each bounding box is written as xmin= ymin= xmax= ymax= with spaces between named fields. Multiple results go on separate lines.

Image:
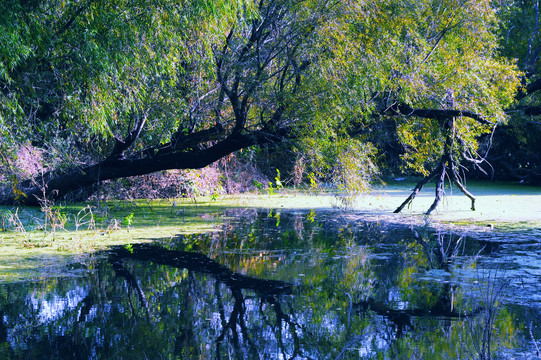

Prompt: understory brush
xmin=90 ymin=158 xmax=270 ymax=201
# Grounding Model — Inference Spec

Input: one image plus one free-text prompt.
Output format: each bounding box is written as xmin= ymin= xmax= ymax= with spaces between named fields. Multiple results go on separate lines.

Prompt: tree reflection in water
xmin=0 ymin=209 xmax=539 ymax=359
xmin=111 ymin=244 xmax=297 ymax=359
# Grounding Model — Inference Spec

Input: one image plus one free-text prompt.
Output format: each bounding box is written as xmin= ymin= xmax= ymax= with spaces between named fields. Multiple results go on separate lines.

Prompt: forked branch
xmin=394 ymin=114 xmax=477 ymax=215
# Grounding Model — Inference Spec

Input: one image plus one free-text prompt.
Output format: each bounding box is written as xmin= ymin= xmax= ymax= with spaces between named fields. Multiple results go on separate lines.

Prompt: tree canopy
xmin=0 ymin=0 xmax=535 ymax=210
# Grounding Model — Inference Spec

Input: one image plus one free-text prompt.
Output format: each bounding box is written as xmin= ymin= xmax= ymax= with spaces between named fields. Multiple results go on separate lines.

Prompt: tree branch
xmin=517 ymin=77 xmax=541 ymax=99
xmin=55 ymin=0 xmax=92 ymax=37
xmin=4 ymin=131 xmax=276 ymax=205
xmin=106 ymin=111 xmax=148 ymax=161
xmin=169 ymin=123 xmax=225 ymax=152
xmin=387 ymin=104 xmax=492 ymax=125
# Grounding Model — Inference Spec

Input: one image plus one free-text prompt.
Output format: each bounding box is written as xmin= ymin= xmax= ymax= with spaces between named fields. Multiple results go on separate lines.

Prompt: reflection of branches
xmin=216 ymin=282 xmax=228 ymax=331
xmin=261 ymin=295 xmax=302 ymax=360
xmin=110 ymin=257 xmax=149 ymax=316
xmin=413 ymin=230 xmax=465 ymax=271
xmin=357 ymin=294 xmax=483 ymax=338
xmin=110 ymin=244 xmax=292 ymax=296
xmin=110 ymin=243 xmax=295 ymax=358
xmin=216 ymin=287 xmax=304 ymax=360
xmin=215 ymin=287 xmax=242 ymax=358
xmin=216 ymin=288 xmax=258 ymax=359
xmin=334 ymin=334 xmax=364 ymax=360
xmin=269 ymin=296 xmax=297 ymax=358
xmin=467 ymin=269 xmax=510 ymax=360
xmin=335 ymin=293 xmax=365 ymax=360
xmin=77 ymin=295 xmax=93 ymax=322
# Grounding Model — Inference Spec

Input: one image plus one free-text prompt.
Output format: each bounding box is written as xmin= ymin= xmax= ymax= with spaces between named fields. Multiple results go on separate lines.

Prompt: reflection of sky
xmin=30 ymin=285 xmax=89 ymax=323
xmin=5 ymin=284 xmax=91 ymax=350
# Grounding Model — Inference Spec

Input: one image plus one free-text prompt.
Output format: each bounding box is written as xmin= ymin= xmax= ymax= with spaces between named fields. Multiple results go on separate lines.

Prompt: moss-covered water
xmin=0 ymin=198 xmax=540 ymax=359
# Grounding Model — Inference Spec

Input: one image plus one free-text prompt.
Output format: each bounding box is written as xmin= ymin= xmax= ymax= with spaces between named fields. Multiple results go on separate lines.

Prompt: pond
xmin=0 ymin=208 xmax=540 ymax=359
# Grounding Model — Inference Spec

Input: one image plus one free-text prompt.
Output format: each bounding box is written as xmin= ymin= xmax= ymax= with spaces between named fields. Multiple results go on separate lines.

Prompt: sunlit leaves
xmin=0 ymin=0 xmax=525 ymax=187
xmin=345 ymin=0 xmax=521 ymax=174
xmin=285 ymin=0 xmax=522 ymax=178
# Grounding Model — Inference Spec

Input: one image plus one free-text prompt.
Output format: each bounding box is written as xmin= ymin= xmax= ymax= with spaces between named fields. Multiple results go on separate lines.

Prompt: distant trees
xmin=0 ymin=0 xmax=531 ymax=211
xmin=487 ymin=0 xmax=541 ymax=184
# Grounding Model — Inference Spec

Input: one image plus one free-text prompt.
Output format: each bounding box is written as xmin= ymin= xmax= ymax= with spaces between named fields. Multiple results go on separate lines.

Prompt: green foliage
xmin=124 ymin=243 xmax=134 ymax=253
xmin=274 ymin=169 xmax=283 ymax=191
xmin=355 ymin=0 xmax=520 ymax=175
xmin=297 ymin=134 xmax=377 ymax=196
xmin=308 ymin=172 xmax=318 ymax=191
xmin=288 ymin=0 xmax=521 ymax=179
xmin=0 ymin=0 xmax=526 ymax=194
xmin=267 ymin=182 xmax=276 ymax=196
xmin=264 ymin=169 xmax=285 ymax=196
xmin=123 ymin=212 xmax=134 ymax=227
xmin=499 ymin=0 xmax=541 ymax=75
xmin=210 ymin=185 xmax=223 ymax=201
xmin=492 ymin=1 xmax=541 ymax=183
xmin=253 ymin=180 xmax=263 ymax=190
xmin=0 ymin=0 xmax=248 ymax=167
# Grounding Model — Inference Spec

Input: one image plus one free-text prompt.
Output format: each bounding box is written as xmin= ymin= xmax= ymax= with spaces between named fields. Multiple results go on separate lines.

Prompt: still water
xmin=0 ymin=209 xmax=540 ymax=359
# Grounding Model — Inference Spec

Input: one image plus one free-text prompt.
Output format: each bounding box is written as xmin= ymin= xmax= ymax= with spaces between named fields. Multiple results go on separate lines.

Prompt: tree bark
xmin=393 ymin=163 xmax=442 ymax=213
xmin=425 ymin=158 xmax=448 ymax=215
xmin=386 ymin=104 xmax=481 ymax=212
xmin=387 ymin=104 xmax=492 ymax=125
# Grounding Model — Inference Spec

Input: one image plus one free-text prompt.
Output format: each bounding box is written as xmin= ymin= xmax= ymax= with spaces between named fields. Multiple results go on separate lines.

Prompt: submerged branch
xmin=393 ymin=163 xmax=443 ymax=213
xmin=425 ymin=158 xmax=447 ymax=215
xmin=395 ymin=153 xmax=477 ymax=215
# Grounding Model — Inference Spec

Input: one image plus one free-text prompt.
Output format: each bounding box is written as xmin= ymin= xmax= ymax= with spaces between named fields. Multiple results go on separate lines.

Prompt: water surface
xmin=0 ymin=209 xmax=540 ymax=359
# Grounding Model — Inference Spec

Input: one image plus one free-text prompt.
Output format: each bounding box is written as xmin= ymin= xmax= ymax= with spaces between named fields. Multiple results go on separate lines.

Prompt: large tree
xmin=1 ymin=0 xmax=336 ymax=205
xmin=0 ymin=0 xmax=521 ymax=209
xmin=360 ymin=0 xmax=519 ymax=214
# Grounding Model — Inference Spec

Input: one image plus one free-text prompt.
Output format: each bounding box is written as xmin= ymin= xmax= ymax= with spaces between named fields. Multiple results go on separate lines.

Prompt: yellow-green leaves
xmin=342 ymin=0 xmax=521 ymax=174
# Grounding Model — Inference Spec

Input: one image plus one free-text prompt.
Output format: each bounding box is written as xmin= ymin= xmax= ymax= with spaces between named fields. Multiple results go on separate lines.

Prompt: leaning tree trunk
xmin=393 ymin=153 xmax=475 ymax=215
xmin=1 ymin=132 xmax=266 ymax=206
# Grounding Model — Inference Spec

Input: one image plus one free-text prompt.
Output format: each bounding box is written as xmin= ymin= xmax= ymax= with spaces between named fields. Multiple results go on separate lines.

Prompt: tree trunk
xmin=394 ymin=113 xmax=478 ymax=215
xmin=393 ymin=163 xmax=443 ymax=213
xmin=2 ymin=132 xmax=266 ymax=206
